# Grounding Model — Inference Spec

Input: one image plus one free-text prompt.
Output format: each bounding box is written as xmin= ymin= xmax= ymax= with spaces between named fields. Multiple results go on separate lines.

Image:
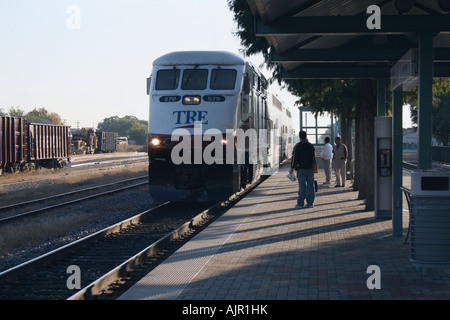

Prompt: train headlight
xmin=182 ymin=95 xmax=201 ymax=105
xmin=151 ymin=138 xmax=161 ymax=146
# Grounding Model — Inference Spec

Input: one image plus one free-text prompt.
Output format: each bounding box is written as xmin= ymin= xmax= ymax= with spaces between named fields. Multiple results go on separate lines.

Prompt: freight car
xmin=97 ymin=131 xmax=118 ymax=153
xmin=71 ymin=129 xmax=118 ymax=154
xmin=146 ymin=51 xmax=294 ymax=202
xmin=72 ymin=128 xmax=97 ymax=155
xmin=0 ymin=116 xmax=71 ymax=174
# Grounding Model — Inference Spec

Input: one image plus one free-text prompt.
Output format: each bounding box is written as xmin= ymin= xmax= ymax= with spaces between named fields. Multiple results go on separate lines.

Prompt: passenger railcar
xmin=0 ymin=116 xmax=71 ymax=174
xmin=146 ymin=51 xmax=293 ymax=202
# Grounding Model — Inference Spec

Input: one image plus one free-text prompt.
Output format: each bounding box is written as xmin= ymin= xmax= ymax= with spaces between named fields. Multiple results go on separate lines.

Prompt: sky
xmin=0 ymin=0 xmax=412 ymax=131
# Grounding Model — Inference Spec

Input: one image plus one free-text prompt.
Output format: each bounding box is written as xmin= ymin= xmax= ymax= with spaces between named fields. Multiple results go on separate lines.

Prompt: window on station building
xmin=306 ymin=128 xmax=317 ymax=144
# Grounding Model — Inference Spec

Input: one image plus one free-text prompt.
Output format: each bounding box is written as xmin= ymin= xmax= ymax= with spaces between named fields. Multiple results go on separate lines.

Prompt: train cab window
xmin=211 ymin=69 xmax=237 ymax=90
xmin=182 ymin=69 xmax=208 ymax=90
xmin=155 ymin=69 xmax=180 ymax=90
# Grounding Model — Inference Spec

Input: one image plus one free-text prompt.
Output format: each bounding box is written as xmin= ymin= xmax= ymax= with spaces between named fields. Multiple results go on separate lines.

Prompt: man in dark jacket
xmin=289 ymin=131 xmax=315 ymax=209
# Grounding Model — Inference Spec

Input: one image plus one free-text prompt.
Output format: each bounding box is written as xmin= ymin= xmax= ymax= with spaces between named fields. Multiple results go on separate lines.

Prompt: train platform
xmin=118 ymin=166 xmax=450 ymax=300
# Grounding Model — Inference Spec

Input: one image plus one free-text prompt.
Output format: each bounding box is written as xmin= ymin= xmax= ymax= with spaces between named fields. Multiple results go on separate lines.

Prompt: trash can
xmin=410 ymin=171 xmax=450 ymax=274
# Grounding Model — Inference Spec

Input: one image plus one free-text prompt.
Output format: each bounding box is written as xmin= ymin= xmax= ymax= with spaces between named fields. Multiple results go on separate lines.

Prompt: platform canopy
xmin=246 ymin=0 xmax=450 ymax=79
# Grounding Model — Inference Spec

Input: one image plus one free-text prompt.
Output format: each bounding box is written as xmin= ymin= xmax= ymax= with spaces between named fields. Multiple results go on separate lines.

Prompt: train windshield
xmin=181 ymin=69 xmax=208 ymax=90
xmin=156 ymin=69 xmax=180 ymax=90
xmin=155 ymin=67 xmax=238 ymax=91
xmin=211 ymin=69 xmax=237 ymax=90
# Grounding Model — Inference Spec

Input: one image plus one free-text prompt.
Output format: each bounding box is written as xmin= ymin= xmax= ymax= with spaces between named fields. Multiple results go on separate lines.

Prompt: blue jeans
xmin=296 ymin=168 xmax=315 ymax=207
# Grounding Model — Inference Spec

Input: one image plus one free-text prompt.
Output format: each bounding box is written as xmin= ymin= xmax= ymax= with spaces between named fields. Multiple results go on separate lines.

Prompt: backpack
xmin=293 ymin=141 xmax=315 ymax=170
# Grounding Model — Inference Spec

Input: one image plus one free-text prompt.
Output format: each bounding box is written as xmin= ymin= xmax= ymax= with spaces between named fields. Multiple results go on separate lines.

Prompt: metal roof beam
xmin=280 ymin=0 xmax=323 ymax=18
xmin=435 ymin=48 xmax=450 ymax=62
xmin=281 ymin=65 xmax=391 ymax=79
xmin=271 ymin=47 xmax=410 ymax=63
xmin=413 ymin=2 xmax=444 ymax=15
xmin=281 ymin=62 xmax=450 ymax=79
xmin=435 ymin=62 xmax=450 ymax=77
xmin=272 ymin=48 xmax=450 ymax=63
xmin=255 ymin=15 xmax=450 ymax=36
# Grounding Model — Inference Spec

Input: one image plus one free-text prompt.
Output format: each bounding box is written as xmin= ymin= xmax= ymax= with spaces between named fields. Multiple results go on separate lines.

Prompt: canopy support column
xmin=392 ymin=89 xmax=403 ymax=237
xmin=417 ymin=33 xmax=434 ymax=170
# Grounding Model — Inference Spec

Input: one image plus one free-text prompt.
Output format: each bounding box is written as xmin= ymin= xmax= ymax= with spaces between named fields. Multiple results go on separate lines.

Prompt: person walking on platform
xmin=289 ymin=131 xmax=315 ymax=209
xmin=321 ymin=137 xmax=333 ymax=184
xmin=333 ymin=136 xmax=348 ymax=187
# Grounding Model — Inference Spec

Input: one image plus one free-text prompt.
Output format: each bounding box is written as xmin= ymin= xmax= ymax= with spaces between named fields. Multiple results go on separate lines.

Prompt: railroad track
xmin=67 ymin=156 xmax=148 ymax=174
xmin=402 ymin=161 xmax=417 ymax=171
xmin=0 ymin=175 xmax=149 ymax=224
xmin=0 ymin=154 xmax=148 ymax=189
xmin=0 ymin=177 xmax=264 ymax=300
xmin=0 ymin=202 xmax=213 ymax=300
xmin=403 ymin=160 xmax=450 ymax=172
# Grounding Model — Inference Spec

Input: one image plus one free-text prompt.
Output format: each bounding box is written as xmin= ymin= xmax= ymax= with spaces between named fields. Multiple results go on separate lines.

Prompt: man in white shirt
xmin=321 ymin=137 xmax=333 ymax=184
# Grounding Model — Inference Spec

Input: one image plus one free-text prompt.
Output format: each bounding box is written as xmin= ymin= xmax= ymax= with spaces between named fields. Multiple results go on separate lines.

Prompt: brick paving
xmin=119 ymin=166 xmax=450 ymax=300
xmin=174 ymin=167 xmax=450 ymax=300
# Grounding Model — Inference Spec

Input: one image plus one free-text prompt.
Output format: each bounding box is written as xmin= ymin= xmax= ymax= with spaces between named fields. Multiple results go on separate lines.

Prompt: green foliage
xmin=25 ymin=107 xmax=63 ymax=125
xmin=126 ymin=121 xmax=148 ymax=146
xmin=8 ymin=107 xmax=25 ymax=117
xmin=97 ymin=115 xmax=148 ymax=145
xmin=432 ymin=91 xmax=450 ymax=146
xmin=1 ymin=106 xmax=62 ymax=124
xmin=227 ymin=0 xmax=358 ymax=118
xmin=228 ymin=0 xmax=271 ymax=60
xmin=284 ymin=79 xmax=360 ymax=116
xmin=404 ymin=78 xmax=450 ymax=129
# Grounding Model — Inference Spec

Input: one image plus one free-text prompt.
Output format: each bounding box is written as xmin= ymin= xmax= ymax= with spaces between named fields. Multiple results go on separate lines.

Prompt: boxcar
xmin=96 ymin=131 xmax=118 ymax=153
xmin=28 ymin=122 xmax=71 ymax=169
xmin=0 ymin=117 xmax=28 ymax=173
xmin=0 ymin=116 xmax=71 ymax=174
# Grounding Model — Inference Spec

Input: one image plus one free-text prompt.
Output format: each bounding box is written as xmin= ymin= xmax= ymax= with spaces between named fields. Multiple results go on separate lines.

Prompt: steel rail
xmin=0 ymin=175 xmax=148 ymax=212
xmin=0 ymin=176 xmax=264 ymax=300
xmin=68 ymin=201 xmax=217 ymax=300
xmin=68 ymin=176 xmax=265 ymax=300
xmin=0 ymin=176 xmax=149 ymax=224
xmin=0 ymin=202 xmax=171 ymax=284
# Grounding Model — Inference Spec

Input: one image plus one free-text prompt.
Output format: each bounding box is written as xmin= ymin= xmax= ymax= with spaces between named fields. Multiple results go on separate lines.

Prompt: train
xmin=146 ymin=51 xmax=294 ymax=202
xmin=0 ymin=116 xmax=71 ymax=174
xmin=72 ymin=128 xmax=118 ymax=154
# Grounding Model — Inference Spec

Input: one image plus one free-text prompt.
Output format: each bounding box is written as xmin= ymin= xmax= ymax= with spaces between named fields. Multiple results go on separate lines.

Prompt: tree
xmin=432 ymin=91 xmax=450 ymax=146
xmin=228 ymin=0 xmax=377 ymax=209
xmin=405 ymin=79 xmax=450 ymax=144
xmin=8 ymin=106 xmax=25 ymax=117
xmin=354 ymin=80 xmax=377 ymax=207
xmin=97 ymin=115 xmax=148 ymax=145
xmin=228 ymin=0 xmax=271 ymax=62
xmin=285 ymin=79 xmax=358 ymax=178
xmin=25 ymin=107 xmax=63 ymax=125
xmin=126 ymin=121 xmax=148 ymax=145
xmin=98 ymin=115 xmax=139 ymax=136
